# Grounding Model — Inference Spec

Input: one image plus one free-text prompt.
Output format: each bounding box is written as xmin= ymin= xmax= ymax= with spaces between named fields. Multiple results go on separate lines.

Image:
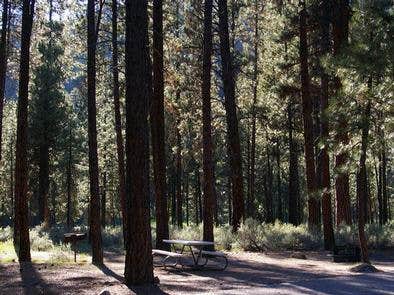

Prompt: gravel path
xmin=1 ymin=250 xmax=393 ymax=294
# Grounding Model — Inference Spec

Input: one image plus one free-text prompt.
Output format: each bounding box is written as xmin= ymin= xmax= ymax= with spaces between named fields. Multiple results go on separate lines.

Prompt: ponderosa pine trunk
xmin=218 ymin=0 xmax=245 ymax=231
xmin=320 ymin=0 xmax=335 ymax=250
xmin=299 ymin=3 xmax=319 ymax=226
xmin=288 ymin=99 xmax=300 ymax=225
xmin=101 ymin=172 xmax=106 ymax=228
xmin=333 ymin=0 xmax=352 ymax=226
xmin=124 ymin=0 xmax=154 ymax=285
xmin=87 ymin=0 xmax=103 ymax=265
xmin=66 ymin=124 xmax=72 ymax=230
xmin=356 ymin=98 xmax=371 ymax=263
xmin=265 ymin=144 xmax=273 ymax=223
xmin=176 ymin=114 xmax=183 ymax=228
xmin=0 ymin=0 xmax=8 ymax=165
xmin=201 ymin=0 xmax=215 ymax=247
xmin=151 ymin=0 xmax=169 ymax=250
xmin=38 ymin=144 xmax=50 ymax=225
xmin=111 ymin=0 xmax=128 ymax=247
xmin=14 ymin=0 xmax=35 ymax=262
xmin=276 ymin=139 xmax=282 ymax=221
xmin=248 ymin=0 xmax=258 ymax=219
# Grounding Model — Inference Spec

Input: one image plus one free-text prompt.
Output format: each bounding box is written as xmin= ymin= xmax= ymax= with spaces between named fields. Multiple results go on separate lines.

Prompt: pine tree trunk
xmin=276 ymin=140 xmax=282 ymax=221
xmin=87 ymin=0 xmax=103 ymax=265
xmin=333 ymin=0 xmax=352 ymax=226
xmin=66 ymin=125 xmax=72 ymax=230
xmin=38 ymin=144 xmax=50 ymax=226
xmin=14 ymin=0 xmax=35 ymax=262
xmin=356 ymin=99 xmax=371 ymax=263
xmin=111 ymin=0 xmax=128 ymax=247
xmin=101 ymin=172 xmax=106 ymax=228
xmin=320 ymin=0 xmax=335 ymax=250
xmin=299 ymin=4 xmax=319 ymax=226
xmin=151 ymin=0 xmax=169 ymax=250
xmin=288 ymin=99 xmax=300 ymax=225
xmin=265 ymin=144 xmax=273 ymax=223
xmin=0 ymin=0 xmax=8 ymax=164
xmin=248 ymin=0 xmax=259 ymax=220
xmin=176 ymin=117 xmax=183 ymax=228
xmin=382 ymin=148 xmax=388 ymax=224
xmin=218 ymin=0 xmax=245 ymax=231
xmin=124 ymin=0 xmax=154 ymax=285
xmin=201 ymin=0 xmax=215 ymax=247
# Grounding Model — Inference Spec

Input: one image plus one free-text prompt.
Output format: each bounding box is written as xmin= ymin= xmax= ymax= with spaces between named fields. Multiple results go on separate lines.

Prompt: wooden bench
xmin=195 ymin=250 xmax=228 ymax=270
xmin=152 ymin=249 xmax=184 ymax=268
xmin=333 ymin=244 xmax=361 ymax=263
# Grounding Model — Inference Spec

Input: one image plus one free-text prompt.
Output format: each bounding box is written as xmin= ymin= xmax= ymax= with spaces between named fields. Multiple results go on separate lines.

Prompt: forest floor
xmin=0 ymin=249 xmax=393 ymax=294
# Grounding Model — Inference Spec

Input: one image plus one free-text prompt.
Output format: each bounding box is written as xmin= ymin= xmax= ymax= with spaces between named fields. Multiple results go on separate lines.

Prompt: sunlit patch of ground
xmin=0 ymin=240 xmax=90 ymax=265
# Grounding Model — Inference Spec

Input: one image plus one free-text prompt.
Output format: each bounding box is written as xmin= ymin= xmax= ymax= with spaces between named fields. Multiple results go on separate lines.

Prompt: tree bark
xmin=101 ymin=172 xmax=107 ymax=228
xmin=0 ymin=0 xmax=8 ymax=165
xmin=151 ymin=0 xmax=169 ymax=250
xmin=320 ymin=0 xmax=335 ymax=250
xmin=176 ymin=115 xmax=183 ymax=228
xmin=14 ymin=0 xmax=35 ymax=262
xmin=356 ymin=99 xmax=371 ymax=263
xmin=201 ymin=0 xmax=215 ymax=247
xmin=288 ymin=99 xmax=300 ymax=225
xmin=38 ymin=144 xmax=50 ymax=226
xmin=265 ymin=144 xmax=273 ymax=223
xmin=87 ymin=0 xmax=103 ymax=265
xmin=298 ymin=4 xmax=319 ymax=226
xmin=218 ymin=0 xmax=245 ymax=231
xmin=276 ymin=139 xmax=282 ymax=221
xmin=124 ymin=0 xmax=154 ymax=285
xmin=333 ymin=0 xmax=352 ymax=226
xmin=111 ymin=0 xmax=128 ymax=247
xmin=66 ymin=124 xmax=72 ymax=230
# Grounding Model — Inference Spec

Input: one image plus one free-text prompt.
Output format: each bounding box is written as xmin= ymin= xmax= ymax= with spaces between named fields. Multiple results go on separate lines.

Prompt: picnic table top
xmin=163 ymin=239 xmax=214 ymax=246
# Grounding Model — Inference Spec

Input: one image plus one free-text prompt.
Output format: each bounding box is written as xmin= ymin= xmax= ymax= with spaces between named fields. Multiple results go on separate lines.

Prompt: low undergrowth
xmin=0 ymin=219 xmax=392 ymax=261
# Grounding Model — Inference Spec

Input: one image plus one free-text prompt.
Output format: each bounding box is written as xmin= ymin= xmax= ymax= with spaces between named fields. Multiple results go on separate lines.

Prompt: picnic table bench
xmin=333 ymin=244 xmax=361 ymax=263
xmin=152 ymin=239 xmax=228 ymax=270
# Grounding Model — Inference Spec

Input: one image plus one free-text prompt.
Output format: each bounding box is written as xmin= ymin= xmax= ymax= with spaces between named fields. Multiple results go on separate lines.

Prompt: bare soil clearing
xmin=0 ymin=250 xmax=393 ymax=294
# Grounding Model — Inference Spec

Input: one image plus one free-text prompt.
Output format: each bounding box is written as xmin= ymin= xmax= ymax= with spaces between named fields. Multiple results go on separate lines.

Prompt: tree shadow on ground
xmin=96 ymin=263 xmax=170 ymax=295
xmin=19 ymin=262 xmax=59 ymax=294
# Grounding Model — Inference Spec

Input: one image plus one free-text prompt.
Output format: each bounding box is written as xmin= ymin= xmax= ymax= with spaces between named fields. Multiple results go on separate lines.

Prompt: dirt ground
xmin=1 ymin=249 xmax=393 ymax=295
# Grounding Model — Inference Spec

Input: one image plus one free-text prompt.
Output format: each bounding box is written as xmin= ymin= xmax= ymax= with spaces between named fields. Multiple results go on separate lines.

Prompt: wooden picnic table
xmin=163 ymin=239 xmax=215 ymax=268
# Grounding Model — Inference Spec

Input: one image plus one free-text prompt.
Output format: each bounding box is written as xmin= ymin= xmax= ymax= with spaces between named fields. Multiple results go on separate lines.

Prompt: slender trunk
xmin=265 ymin=144 xmax=273 ymax=223
xmin=356 ymin=98 xmax=371 ymax=263
xmin=10 ymin=133 xmax=14 ymax=222
xmin=14 ymin=0 xmax=35 ymax=262
xmin=176 ymin=116 xmax=183 ymax=228
xmin=38 ymin=144 xmax=50 ymax=226
xmin=276 ymin=139 xmax=282 ymax=221
xmin=288 ymin=99 xmax=300 ymax=225
xmin=320 ymin=0 xmax=335 ymax=250
xmin=194 ymin=166 xmax=200 ymax=224
xmin=299 ymin=4 xmax=318 ymax=226
xmin=248 ymin=0 xmax=258 ymax=220
xmin=185 ymin=174 xmax=189 ymax=226
xmin=334 ymin=0 xmax=352 ymax=226
xmin=170 ymin=160 xmax=176 ymax=225
xmin=218 ymin=0 xmax=244 ymax=230
xmin=201 ymin=0 xmax=215 ymax=247
xmin=111 ymin=0 xmax=128 ymax=247
xmin=66 ymin=125 xmax=72 ymax=230
xmin=101 ymin=172 xmax=106 ymax=228
xmin=0 ymin=0 xmax=9 ymax=164
xmin=382 ymin=148 xmax=388 ymax=224
xmin=87 ymin=0 xmax=103 ymax=265
xmin=124 ymin=0 xmax=154 ymax=284
xmin=151 ymin=0 xmax=169 ymax=250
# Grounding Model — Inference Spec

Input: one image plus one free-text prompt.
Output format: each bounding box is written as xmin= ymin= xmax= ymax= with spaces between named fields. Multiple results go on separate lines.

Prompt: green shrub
xmin=0 ymin=226 xmax=12 ymax=242
xmin=235 ymin=219 xmax=322 ymax=251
